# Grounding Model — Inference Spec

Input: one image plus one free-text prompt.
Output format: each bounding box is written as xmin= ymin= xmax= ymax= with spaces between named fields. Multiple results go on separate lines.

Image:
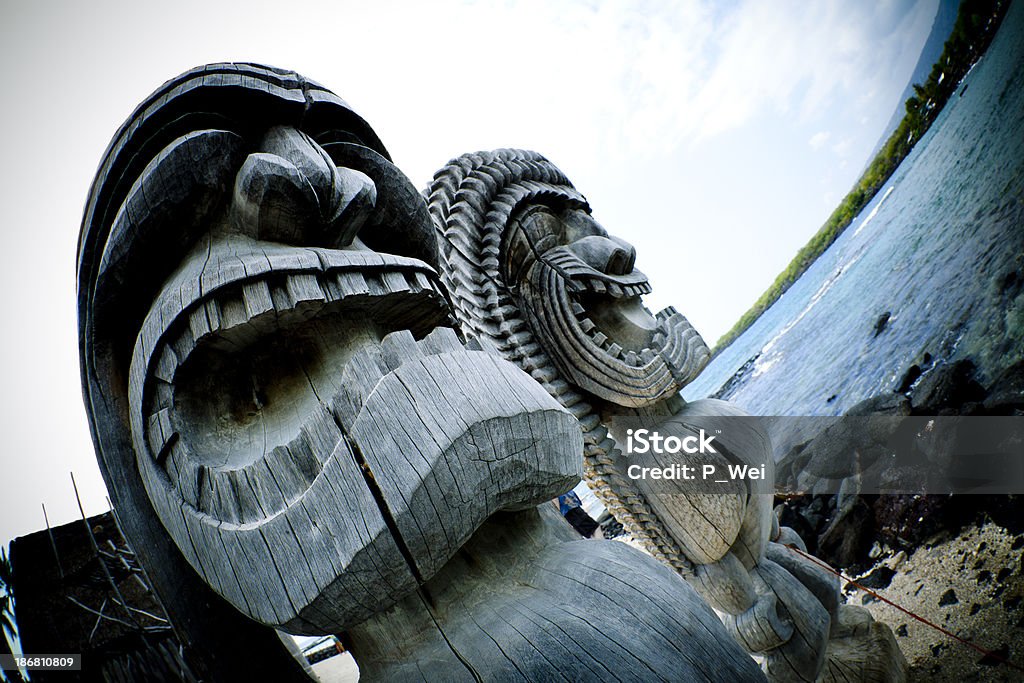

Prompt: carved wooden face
xmin=505 ymin=205 xmax=709 ymax=407
xmin=126 ymin=127 xmax=442 ymax=522
xmin=112 ymin=126 xmax=580 ymax=634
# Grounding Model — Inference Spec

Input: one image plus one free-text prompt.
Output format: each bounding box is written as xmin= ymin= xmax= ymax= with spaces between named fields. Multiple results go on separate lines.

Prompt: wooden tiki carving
xmin=427 ymin=149 xmax=906 ymax=682
xmin=78 ymin=65 xmax=766 ymax=681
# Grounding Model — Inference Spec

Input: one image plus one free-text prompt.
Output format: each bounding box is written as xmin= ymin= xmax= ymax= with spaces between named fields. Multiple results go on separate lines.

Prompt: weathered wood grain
xmin=349 ymin=506 xmax=766 ymax=682
xmin=349 ymin=342 xmax=583 ymax=580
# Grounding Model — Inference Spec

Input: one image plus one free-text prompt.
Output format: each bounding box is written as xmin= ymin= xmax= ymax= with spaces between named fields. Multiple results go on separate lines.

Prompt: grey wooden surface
xmin=350 ymin=506 xmax=765 ymax=682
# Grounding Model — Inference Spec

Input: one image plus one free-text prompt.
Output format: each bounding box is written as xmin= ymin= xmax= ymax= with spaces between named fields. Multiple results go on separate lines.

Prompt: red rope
xmin=783 ymin=543 xmax=1023 ymax=673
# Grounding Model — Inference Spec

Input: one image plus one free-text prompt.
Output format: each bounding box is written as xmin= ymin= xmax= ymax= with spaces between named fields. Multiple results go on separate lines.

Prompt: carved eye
xmin=232 ymin=127 xmax=377 ymax=248
xmin=560 ymin=209 xmax=609 ymax=244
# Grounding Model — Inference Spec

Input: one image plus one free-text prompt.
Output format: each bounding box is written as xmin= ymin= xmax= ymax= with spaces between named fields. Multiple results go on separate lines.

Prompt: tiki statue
xmin=427 ymin=149 xmax=906 ymax=682
xmin=78 ymin=65 xmax=765 ymax=681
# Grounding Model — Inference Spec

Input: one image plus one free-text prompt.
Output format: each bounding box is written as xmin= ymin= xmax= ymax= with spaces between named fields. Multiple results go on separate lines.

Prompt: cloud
xmin=686 ymin=1 xmax=933 ymax=138
xmin=832 ymin=137 xmax=854 ymax=157
xmin=413 ymin=0 xmax=935 ymax=164
xmin=301 ymin=0 xmax=936 ymax=179
xmin=809 ymin=131 xmax=831 ymax=149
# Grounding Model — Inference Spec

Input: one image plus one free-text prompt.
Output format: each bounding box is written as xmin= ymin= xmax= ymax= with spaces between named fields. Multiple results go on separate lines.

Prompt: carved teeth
xmin=169 ymin=266 xmax=438 ymax=365
xmin=338 ymin=271 xmax=370 ymax=296
xmin=242 ymin=279 xmax=275 ymax=319
xmin=412 ymin=271 xmax=433 ymax=292
xmin=170 ymin=327 xmax=196 ymax=363
xmin=189 ymin=307 xmax=211 ymax=339
xmin=579 ymin=318 xmax=596 ymax=333
xmin=286 ymin=273 xmax=326 ymax=306
xmin=151 ymin=381 xmax=172 ymax=410
xmin=381 ymin=270 xmax=409 ymax=294
xmin=571 ymin=302 xmax=586 ymax=316
xmin=154 ymin=346 xmax=178 ymax=383
xmin=220 ymin=295 xmax=250 ymax=330
xmin=625 ymin=351 xmax=638 ymax=366
xmin=142 ymin=260 xmax=443 ymax=452
xmin=607 ymin=343 xmax=622 ymax=358
xmin=591 ymin=332 xmax=608 ymax=347
xmin=571 ymin=274 xmax=650 ymax=301
xmin=146 ymin=409 xmax=172 ymax=460
xmin=640 ymin=348 xmax=658 ymax=363
xmin=205 ymin=300 xmax=223 ymax=331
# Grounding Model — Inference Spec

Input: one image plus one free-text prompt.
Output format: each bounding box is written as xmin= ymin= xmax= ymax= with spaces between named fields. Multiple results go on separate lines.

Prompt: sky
xmin=0 ymin=0 xmax=940 ymax=550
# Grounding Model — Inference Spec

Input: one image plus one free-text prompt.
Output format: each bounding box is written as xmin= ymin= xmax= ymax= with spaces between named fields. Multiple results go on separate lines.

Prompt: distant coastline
xmin=713 ymin=0 xmax=1010 ymax=355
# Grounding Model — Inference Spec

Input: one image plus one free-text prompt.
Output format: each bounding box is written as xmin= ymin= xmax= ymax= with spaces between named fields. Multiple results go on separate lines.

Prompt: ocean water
xmin=683 ymin=0 xmax=1024 ymax=418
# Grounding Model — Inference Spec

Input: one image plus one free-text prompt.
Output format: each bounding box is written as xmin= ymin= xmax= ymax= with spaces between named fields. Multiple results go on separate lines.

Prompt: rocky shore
xmin=773 ymin=357 xmax=1024 ymax=679
xmin=674 ymin=1 xmax=1024 ymax=677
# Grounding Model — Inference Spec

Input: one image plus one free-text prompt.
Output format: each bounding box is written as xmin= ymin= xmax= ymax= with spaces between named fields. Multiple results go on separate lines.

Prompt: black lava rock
xmin=910 ymin=359 xmax=986 ymax=413
xmin=860 ymin=566 xmax=897 ymax=589
xmin=939 ymin=588 xmax=959 ymax=606
xmin=983 ymin=360 xmax=1024 ymax=414
xmin=873 ymin=312 xmax=891 ymax=337
xmin=818 ymin=497 xmax=874 ymax=568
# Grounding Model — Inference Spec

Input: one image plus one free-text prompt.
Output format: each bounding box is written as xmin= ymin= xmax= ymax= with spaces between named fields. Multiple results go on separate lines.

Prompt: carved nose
xmin=605 ymin=237 xmax=636 ymax=276
xmin=568 ymin=235 xmax=637 ymax=275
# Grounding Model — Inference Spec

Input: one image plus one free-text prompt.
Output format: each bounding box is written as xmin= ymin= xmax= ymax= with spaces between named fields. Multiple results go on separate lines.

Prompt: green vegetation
xmin=713 ymin=0 xmax=1009 ymax=354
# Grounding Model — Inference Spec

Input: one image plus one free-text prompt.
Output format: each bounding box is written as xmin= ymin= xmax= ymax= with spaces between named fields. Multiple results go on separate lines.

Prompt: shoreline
xmin=711 ymin=0 xmax=1010 ymax=356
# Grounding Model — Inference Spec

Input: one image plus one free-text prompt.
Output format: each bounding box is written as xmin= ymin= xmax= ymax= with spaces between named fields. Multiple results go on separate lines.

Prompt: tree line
xmin=714 ymin=0 xmax=1009 ymax=354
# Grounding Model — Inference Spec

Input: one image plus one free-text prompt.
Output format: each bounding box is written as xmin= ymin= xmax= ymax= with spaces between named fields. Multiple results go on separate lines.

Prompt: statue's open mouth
xmin=129 ymin=236 xmax=450 ymax=524
xmin=127 ymin=235 xmax=582 ymax=632
xmin=548 ymin=247 xmax=682 ymax=367
xmin=572 ymin=281 xmax=658 ymax=363
xmin=525 ymin=246 xmax=710 ymax=406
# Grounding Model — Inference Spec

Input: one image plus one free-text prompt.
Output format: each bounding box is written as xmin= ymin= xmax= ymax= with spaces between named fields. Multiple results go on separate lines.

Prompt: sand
xmin=852 ymin=521 xmax=1024 ymax=681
